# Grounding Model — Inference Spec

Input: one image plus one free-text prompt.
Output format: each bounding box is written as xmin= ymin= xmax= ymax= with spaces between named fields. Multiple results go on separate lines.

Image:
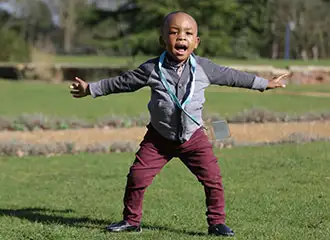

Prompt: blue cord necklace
xmin=158 ymin=51 xmax=202 ymax=127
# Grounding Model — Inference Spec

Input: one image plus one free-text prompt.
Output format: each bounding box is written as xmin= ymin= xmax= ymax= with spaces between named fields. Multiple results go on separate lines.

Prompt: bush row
xmin=0 ymin=114 xmax=150 ymax=131
xmin=0 ymin=141 xmax=138 ymax=157
xmin=1 ymin=133 xmax=329 ymax=157
xmin=206 ymin=108 xmax=330 ymax=124
xmin=1 ymin=109 xmax=330 ymax=132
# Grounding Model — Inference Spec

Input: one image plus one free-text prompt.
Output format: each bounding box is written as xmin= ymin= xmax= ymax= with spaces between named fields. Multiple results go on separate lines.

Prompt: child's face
xmin=161 ymin=13 xmax=200 ymax=63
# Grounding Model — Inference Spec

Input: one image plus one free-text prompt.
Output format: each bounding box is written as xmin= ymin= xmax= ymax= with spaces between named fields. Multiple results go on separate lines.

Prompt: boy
xmin=69 ymin=11 xmax=288 ymax=237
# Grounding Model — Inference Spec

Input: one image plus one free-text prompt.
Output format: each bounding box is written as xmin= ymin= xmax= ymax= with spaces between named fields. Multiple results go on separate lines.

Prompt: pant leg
xmin=123 ymin=125 xmax=174 ymax=226
xmin=178 ymin=128 xmax=226 ymax=226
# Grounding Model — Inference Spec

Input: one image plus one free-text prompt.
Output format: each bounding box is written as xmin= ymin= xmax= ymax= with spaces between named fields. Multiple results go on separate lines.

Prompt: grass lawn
xmin=0 ymin=142 xmax=329 ymax=239
xmin=275 ymin=84 xmax=330 ymax=93
xmin=207 ymin=84 xmax=330 ymax=94
xmin=53 ymin=55 xmax=330 ymax=69
xmin=1 ymin=80 xmax=329 ymax=122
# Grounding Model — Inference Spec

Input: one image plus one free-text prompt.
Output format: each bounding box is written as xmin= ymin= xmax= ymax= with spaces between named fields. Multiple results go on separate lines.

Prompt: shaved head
xmin=161 ymin=11 xmax=198 ymax=36
xmin=159 ymin=11 xmax=200 ymax=63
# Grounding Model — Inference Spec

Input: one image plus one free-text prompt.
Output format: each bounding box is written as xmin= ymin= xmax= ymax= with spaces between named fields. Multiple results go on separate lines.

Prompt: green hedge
xmin=1 ymin=108 xmax=330 ymax=132
xmin=0 ymin=29 xmax=30 ymax=62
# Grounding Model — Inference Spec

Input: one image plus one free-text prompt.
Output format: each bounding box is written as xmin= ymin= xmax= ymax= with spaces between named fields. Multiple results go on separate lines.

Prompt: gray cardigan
xmin=89 ymin=52 xmax=269 ymax=142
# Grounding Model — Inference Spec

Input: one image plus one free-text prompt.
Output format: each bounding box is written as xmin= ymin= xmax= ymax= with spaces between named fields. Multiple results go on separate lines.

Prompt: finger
xmin=274 ymin=73 xmax=291 ymax=82
xmin=72 ymin=93 xmax=82 ymax=98
xmin=70 ymin=90 xmax=80 ymax=95
xmin=70 ymin=82 xmax=79 ymax=89
xmin=278 ymin=73 xmax=291 ymax=79
xmin=276 ymin=82 xmax=286 ymax=88
xmin=74 ymin=77 xmax=85 ymax=83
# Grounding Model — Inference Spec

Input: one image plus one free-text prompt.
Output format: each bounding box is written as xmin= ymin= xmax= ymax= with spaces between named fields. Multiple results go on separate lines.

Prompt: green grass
xmin=0 ymin=142 xmax=329 ymax=239
xmin=1 ymin=80 xmax=329 ymax=122
xmin=208 ymin=83 xmax=330 ymax=94
xmin=210 ymin=58 xmax=330 ymax=69
xmin=277 ymin=84 xmax=330 ymax=93
xmin=53 ymin=55 xmax=330 ymax=69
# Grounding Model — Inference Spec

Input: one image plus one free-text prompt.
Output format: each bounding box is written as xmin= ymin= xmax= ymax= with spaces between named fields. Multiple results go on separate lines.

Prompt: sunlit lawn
xmin=0 ymin=142 xmax=329 ymax=239
xmin=1 ymin=80 xmax=329 ymax=122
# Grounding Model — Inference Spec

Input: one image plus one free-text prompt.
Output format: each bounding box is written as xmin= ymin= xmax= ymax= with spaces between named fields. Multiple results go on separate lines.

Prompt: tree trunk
xmin=63 ymin=0 xmax=76 ymax=53
xmin=271 ymin=41 xmax=278 ymax=59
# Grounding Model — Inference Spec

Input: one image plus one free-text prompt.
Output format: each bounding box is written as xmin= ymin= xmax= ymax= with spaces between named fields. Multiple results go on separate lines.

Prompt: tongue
xmin=177 ymin=49 xmax=185 ymax=54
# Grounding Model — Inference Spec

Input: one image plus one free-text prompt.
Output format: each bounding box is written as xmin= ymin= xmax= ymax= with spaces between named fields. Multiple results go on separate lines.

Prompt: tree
xmin=231 ymin=0 xmax=273 ymax=59
xmin=50 ymin=0 xmax=89 ymax=53
xmin=0 ymin=7 xmax=30 ymax=61
xmin=112 ymin=0 xmax=244 ymax=57
xmin=272 ymin=0 xmax=330 ymax=59
xmin=0 ymin=0 xmax=54 ymax=48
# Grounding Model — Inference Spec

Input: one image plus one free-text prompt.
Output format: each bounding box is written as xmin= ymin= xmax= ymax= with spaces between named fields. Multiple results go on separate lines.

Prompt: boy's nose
xmin=177 ymin=34 xmax=186 ymax=40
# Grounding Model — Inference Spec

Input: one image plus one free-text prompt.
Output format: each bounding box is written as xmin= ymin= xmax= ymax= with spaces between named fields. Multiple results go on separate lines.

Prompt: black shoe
xmin=105 ymin=220 xmax=142 ymax=233
xmin=208 ymin=224 xmax=235 ymax=237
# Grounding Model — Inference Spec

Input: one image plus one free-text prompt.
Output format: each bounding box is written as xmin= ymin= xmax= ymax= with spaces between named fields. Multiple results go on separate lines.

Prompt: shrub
xmin=0 ymin=141 xmax=75 ymax=157
xmin=209 ymin=108 xmax=330 ymax=124
xmin=0 ymin=140 xmax=138 ymax=157
xmin=0 ymin=29 xmax=30 ymax=62
xmin=84 ymin=143 xmax=110 ymax=154
xmin=0 ymin=114 xmax=92 ymax=131
xmin=1 ymin=109 xmax=330 ymax=132
xmin=109 ymin=141 xmax=138 ymax=153
xmin=226 ymin=108 xmax=291 ymax=123
xmin=97 ymin=115 xmax=149 ymax=128
xmin=210 ymin=138 xmax=235 ymax=149
xmin=2 ymin=134 xmax=330 ymax=157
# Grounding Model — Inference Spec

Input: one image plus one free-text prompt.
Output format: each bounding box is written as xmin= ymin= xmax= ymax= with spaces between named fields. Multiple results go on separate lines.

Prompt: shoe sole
xmin=105 ymin=228 xmax=142 ymax=233
xmin=208 ymin=232 xmax=235 ymax=237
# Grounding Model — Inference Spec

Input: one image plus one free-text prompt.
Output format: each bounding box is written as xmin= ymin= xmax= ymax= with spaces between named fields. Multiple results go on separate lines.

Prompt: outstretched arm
xmin=69 ymin=64 xmax=150 ymax=98
xmin=199 ymin=57 xmax=289 ymax=91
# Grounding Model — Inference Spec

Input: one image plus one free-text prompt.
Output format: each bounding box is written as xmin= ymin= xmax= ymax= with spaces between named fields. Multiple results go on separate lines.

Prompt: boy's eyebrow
xmin=168 ymin=26 xmax=194 ymax=31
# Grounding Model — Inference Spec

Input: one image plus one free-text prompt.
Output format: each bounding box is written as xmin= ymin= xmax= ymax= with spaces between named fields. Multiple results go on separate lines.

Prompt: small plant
xmin=109 ymin=141 xmax=138 ymax=153
xmin=0 ymin=117 xmax=12 ymax=131
xmin=85 ymin=143 xmax=110 ymax=153
xmin=227 ymin=108 xmax=289 ymax=123
xmin=211 ymin=138 xmax=235 ymax=149
xmin=0 ymin=141 xmax=76 ymax=157
xmin=97 ymin=114 xmax=149 ymax=128
xmin=1 ymin=109 xmax=330 ymax=132
xmin=0 ymin=136 xmax=329 ymax=157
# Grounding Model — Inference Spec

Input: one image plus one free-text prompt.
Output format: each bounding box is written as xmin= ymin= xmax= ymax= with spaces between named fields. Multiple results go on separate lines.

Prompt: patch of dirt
xmin=1 ymin=121 xmax=330 ymax=147
xmin=226 ymin=121 xmax=330 ymax=143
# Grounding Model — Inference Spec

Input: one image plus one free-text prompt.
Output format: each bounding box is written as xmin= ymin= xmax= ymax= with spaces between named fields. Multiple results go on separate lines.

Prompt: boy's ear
xmin=159 ymin=36 xmax=166 ymax=48
xmin=194 ymin=36 xmax=201 ymax=49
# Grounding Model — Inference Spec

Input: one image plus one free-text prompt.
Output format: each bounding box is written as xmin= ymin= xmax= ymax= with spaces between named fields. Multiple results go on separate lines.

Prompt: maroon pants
xmin=123 ymin=124 xmax=226 ymax=226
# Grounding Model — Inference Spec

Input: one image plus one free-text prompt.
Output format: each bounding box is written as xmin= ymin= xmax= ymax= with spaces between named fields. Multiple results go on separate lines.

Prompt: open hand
xmin=69 ymin=77 xmax=90 ymax=98
xmin=267 ymin=73 xmax=291 ymax=89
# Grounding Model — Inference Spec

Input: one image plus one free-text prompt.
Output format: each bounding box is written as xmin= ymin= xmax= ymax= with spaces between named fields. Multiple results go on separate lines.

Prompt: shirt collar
xmin=164 ymin=52 xmax=189 ymax=69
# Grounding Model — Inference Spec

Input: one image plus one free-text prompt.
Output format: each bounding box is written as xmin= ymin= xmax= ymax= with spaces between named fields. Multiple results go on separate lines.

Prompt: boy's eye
xmin=187 ymin=32 xmax=193 ymax=35
xmin=169 ymin=31 xmax=178 ymax=35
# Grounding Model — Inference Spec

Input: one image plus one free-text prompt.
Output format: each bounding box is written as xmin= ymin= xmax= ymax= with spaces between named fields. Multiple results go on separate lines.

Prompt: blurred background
xmin=0 ymin=0 xmax=330 ymax=63
xmin=1 ymin=3 xmax=329 ymax=238
xmin=0 ymin=0 xmax=329 ymax=165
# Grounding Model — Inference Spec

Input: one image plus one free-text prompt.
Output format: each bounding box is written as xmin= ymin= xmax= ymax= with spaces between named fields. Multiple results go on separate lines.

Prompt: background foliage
xmin=0 ymin=0 xmax=330 ymax=61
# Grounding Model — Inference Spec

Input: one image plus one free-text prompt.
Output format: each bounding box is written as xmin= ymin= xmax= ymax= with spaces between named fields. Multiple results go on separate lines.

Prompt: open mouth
xmin=174 ymin=43 xmax=188 ymax=55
